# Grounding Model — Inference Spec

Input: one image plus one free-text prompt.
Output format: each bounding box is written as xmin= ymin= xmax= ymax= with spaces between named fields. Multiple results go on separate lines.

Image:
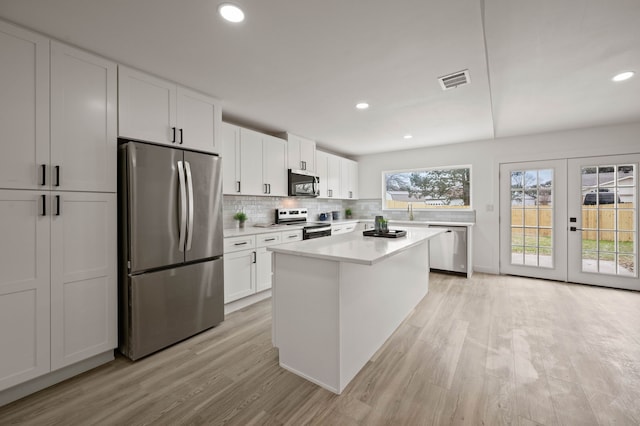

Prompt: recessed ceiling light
xmin=612 ymin=71 xmax=634 ymax=82
xmin=219 ymin=3 xmax=245 ymax=23
xmin=355 ymin=102 xmax=369 ymax=110
xmin=403 ymin=134 xmax=413 ymax=139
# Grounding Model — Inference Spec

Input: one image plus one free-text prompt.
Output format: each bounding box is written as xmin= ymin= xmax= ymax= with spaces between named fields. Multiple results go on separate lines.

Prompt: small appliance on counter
xmin=332 ymin=211 xmax=340 ymax=220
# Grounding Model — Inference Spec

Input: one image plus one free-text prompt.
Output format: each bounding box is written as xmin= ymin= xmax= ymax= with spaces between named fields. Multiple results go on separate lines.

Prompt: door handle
xmin=41 ymin=164 xmax=46 ymax=186
xmin=264 ymin=183 xmax=268 ymax=194
xmin=179 ymin=128 xmax=184 ymax=145
xmin=172 ymin=127 xmax=176 ymax=143
xmin=236 ymin=181 xmax=241 ymax=193
xmin=570 ymin=227 xmax=583 ymax=232
xmin=41 ymin=194 xmax=46 ymax=216
xmin=252 ymin=251 xmax=257 ymax=263
xmin=177 ymin=161 xmax=187 ymax=252
xmin=267 ymin=183 xmax=271 ymax=194
xmin=55 ymin=195 xmax=61 ymax=216
xmin=55 ymin=165 xmax=60 ymax=187
xmin=184 ymin=161 xmax=194 ymax=251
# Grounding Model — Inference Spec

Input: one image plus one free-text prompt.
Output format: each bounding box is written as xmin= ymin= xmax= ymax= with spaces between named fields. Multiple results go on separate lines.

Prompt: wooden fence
xmin=511 ymin=203 xmax=635 ymax=241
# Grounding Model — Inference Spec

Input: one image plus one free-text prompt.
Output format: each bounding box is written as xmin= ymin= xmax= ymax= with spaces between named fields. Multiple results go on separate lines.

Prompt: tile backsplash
xmin=223 ymin=196 xmax=475 ymax=229
xmin=345 ymin=199 xmax=476 ymax=223
xmin=223 ymin=196 xmax=345 ymax=228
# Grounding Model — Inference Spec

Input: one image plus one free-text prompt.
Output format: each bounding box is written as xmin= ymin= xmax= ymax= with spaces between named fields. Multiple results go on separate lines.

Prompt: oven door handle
xmin=305 ymin=226 xmax=332 ymax=233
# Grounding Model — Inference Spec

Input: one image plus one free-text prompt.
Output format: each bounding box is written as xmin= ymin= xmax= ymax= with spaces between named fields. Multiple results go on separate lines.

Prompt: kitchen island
xmin=268 ymin=227 xmax=444 ymax=394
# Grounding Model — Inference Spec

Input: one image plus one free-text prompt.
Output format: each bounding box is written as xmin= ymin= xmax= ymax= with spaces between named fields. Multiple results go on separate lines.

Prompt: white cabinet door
xmin=256 ymin=248 xmax=273 ymax=292
xmin=224 ymin=250 xmax=255 ymax=303
xmin=263 ymin=135 xmax=287 ymax=197
xmin=299 ymin=137 xmax=316 ymax=173
xmin=327 ymin=153 xmax=341 ymax=198
xmin=118 ymin=65 xmax=177 ymax=145
xmin=50 ymin=192 xmax=116 ymax=370
xmin=287 ymin=134 xmax=316 ymax=172
xmin=0 ymin=21 xmax=49 ymax=190
xmin=316 ymin=151 xmax=329 ymax=198
xmin=176 ymin=86 xmax=220 ymax=154
xmin=348 ymin=160 xmax=359 ymax=199
xmin=50 ymin=42 xmax=117 ymax=193
xmin=221 ymin=122 xmax=241 ymax=195
xmin=239 ymin=128 xmax=264 ymax=195
xmin=0 ymin=190 xmax=50 ymax=391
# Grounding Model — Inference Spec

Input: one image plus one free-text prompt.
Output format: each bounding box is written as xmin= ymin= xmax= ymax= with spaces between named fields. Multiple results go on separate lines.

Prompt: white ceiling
xmin=1 ymin=0 xmax=638 ymax=156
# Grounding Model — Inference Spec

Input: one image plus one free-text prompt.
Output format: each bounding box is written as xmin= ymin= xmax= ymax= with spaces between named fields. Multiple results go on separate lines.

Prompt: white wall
xmin=355 ymin=121 xmax=640 ymax=274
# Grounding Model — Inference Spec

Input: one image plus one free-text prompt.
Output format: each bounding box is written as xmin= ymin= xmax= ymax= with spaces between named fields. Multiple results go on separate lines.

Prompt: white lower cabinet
xmin=0 ymin=190 xmax=51 ymax=391
xmin=331 ymin=222 xmax=357 ymax=235
xmin=50 ymin=192 xmax=117 ymax=370
xmin=223 ymin=249 xmax=256 ymax=303
xmin=224 ymin=230 xmax=302 ymax=303
xmin=0 ymin=190 xmax=116 ymax=392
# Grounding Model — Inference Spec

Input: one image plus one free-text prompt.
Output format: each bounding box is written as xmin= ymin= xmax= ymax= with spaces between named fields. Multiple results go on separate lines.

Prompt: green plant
xmin=233 ymin=212 xmax=247 ymax=222
xmin=345 ymin=208 xmax=352 ymax=217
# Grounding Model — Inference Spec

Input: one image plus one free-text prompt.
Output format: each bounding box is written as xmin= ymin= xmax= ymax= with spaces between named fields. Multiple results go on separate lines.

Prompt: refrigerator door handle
xmin=177 ymin=160 xmax=187 ymax=252
xmin=184 ymin=161 xmax=194 ymax=251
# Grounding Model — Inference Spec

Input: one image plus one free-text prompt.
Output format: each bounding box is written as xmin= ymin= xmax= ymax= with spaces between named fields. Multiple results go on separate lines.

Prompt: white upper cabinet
xmin=51 ymin=42 xmax=117 ymax=192
xmin=339 ymin=158 xmax=358 ymax=199
xmin=118 ymin=66 xmax=176 ymax=145
xmin=239 ymin=127 xmax=264 ymax=196
xmin=0 ymin=21 xmax=49 ymax=190
xmin=176 ymin=86 xmax=221 ymax=153
xmin=316 ymin=151 xmax=341 ymax=199
xmin=118 ymin=66 xmax=220 ymax=153
xmin=222 ymin=123 xmax=288 ymax=197
xmin=262 ymin=135 xmax=287 ymax=197
xmin=221 ymin=122 xmax=241 ymax=194
xmin=284 ymin=133 xmax=316 ymax=173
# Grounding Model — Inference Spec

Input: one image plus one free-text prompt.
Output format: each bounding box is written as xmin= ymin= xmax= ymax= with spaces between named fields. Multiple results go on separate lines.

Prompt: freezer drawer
xmin=120 ymin=258 xmax=224 ymax=360
xmin=429 ymin=226 xmax=467 ymax=275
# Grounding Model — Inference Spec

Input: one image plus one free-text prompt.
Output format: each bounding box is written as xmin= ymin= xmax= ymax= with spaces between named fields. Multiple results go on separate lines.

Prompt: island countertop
xmin=267 ymin=227 xmax=445 ymax=265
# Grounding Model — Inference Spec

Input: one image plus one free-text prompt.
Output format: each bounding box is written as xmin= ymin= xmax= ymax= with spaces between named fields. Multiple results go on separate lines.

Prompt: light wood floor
xmin=2 ymin=273 xmax=640 ymax=425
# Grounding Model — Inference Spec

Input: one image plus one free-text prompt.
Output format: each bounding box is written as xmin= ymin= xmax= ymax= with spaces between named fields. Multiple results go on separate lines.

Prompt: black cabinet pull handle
xmin=55 ymin=165 xmax=60 ymax=187
xmin=264 ymin=183 xmax=268 ymax=194
xmin=55 ymin=195 xmax=61 ymax=216
xmin=236 ymin=181 xmax=241 ymax=193
xmin=234 ymin=241 xmax=248 ymax=246
xmin=172 ymin=127 xmax=176 ymax=143
xmin=41 ymin=164 xmax=46 ymax=186
xmin=41 ymin=194 xmax=46 ymax=216
xmin=179 ymin=128 xmax=183 ymax=144
xmin=252 ymin=251 xmax=257 ymax=263
xmin=265 ymin=238 xmax=276 ymax=242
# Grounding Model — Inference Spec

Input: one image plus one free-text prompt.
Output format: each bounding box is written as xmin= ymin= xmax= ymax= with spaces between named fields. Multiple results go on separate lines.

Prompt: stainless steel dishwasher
xmin=429 ymin=225 xmax=467 ymax=275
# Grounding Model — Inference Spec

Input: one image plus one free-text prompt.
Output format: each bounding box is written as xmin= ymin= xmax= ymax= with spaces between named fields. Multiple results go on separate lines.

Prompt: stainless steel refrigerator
xmin=118 ymin=141 xmax=224 ymax=360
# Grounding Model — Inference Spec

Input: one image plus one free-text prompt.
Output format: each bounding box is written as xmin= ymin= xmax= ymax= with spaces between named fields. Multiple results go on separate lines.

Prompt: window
xmin=382 ymin=166 xmax=471 ymax=210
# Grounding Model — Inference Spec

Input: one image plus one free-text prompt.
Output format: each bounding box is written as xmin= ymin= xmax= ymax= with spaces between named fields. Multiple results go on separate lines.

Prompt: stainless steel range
xmin=276 ymin=208 xmax=332 ymax=239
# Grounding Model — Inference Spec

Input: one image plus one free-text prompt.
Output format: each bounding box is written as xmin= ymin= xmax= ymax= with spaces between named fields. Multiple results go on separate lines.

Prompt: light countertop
xmin=359 ymin=219 xmax=475 ymax=227
xmin=268 ymin=226 xmax=445 ymax=265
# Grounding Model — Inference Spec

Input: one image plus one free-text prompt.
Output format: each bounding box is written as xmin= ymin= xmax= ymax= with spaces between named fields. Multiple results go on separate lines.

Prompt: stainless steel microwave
xmin=288 ymin=169 xmax=319 ymax=197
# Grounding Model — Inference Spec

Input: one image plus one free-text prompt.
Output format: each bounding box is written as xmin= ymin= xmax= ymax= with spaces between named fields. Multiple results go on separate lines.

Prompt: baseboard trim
xmin=0 ymin=351 xmax=114 ymax=407
xmin=224 ymin=289 xmax=272 ymax=315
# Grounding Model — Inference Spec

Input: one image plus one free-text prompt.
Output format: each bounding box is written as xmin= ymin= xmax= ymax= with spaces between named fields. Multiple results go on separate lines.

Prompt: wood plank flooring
xmin=1 ymin=273 xmax=640 ymax=425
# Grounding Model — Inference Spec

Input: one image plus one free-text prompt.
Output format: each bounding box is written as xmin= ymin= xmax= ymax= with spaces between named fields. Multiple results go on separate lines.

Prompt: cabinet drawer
xmin=281 ymin=230 xmax=303 ymax=243
xmin=224 ymin=235 xmax=256 ymax=253
xmin=256 ymin=232 xmax=282 ymax=248
xmin=343 ymin=223 xmax=356 ymax=233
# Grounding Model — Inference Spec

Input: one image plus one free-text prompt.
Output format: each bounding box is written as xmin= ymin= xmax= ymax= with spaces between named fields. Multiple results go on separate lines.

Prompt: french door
xmin=500 ymin=155 xmax=639 ymax=291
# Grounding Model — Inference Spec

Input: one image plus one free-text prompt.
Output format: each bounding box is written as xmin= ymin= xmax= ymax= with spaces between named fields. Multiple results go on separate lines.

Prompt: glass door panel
xmin=500 ymin=160 xmax=567 ymax=281
xmin=568 ymin=155 xmax=639 ymax=290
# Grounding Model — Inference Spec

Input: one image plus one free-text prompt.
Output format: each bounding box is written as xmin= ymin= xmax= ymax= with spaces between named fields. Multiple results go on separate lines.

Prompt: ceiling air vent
xmin=438 ymin=69 xmax=470 ymax=90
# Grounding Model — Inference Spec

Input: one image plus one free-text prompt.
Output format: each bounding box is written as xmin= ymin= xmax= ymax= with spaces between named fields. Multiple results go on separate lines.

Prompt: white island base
xmin=272 ymin=238 xmax=430 ymax=394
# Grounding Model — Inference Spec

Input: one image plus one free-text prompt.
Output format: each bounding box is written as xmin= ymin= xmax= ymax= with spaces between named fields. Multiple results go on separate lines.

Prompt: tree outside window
xmin=383 ymin=166 xmax=472 ymax=210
